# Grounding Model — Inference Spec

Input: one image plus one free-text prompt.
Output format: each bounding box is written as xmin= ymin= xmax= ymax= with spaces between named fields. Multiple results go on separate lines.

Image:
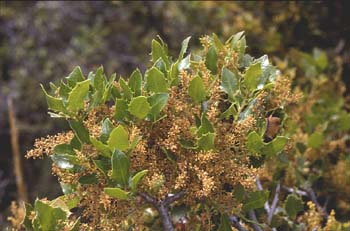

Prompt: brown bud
xmin=264 ymin=115 xmax=281 ymax=141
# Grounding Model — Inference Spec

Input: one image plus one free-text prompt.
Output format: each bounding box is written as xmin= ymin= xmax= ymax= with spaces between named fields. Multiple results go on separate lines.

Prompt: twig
xmin=282 ymin=186 xmax=308 ymax=196
xmin=229 ymin=216 xmax=247 ymax=231
xmin=268 ymin=182 xmax=280 ymax=224
xmin=138 ymin=191 xmax=185 ymax=231
xmin=248 ymin=210 xmax=263 ymax=231
xmin=304 ymin=187 xmax=328 ymax=220
xmin=8 ymin=98 xmax=28 ymax=202
xmin=255 ymin=177 xmax=270 ymax=213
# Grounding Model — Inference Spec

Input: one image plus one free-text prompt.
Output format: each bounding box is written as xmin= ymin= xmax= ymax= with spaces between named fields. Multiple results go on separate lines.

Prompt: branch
xmin=255 ymin=177 xmax=270 ymax=213
xmin=164 ymin=191 xmax=185 ymax=206
xmin=138 ymin=191 xmax=185 ymax=231
xmin=282 ymin=186 xmax=308 ymax=196
xmin=268 ymin=182 xmax=280 ymax=224
xmin=304 ymin=187 xmax=328 ymax=220
xmin=248 ymin=210 xmax=263 ymax=231
xmin=229 ymin=216 xmax=248 ymax=231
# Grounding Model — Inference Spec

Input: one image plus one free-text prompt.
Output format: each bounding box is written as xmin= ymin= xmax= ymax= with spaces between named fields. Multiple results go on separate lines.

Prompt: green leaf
xmin=34 ymin=199 xmax=68 ymax=231
xmin=151 ymin=39 xmax=169 ymax=66
xmin=307 ymin=132 xmax=324 ymax=149
xmin=218 ymin=214 xmax=232 ymax=231
xmin=108 ymin=125 xmax=129 ymax=151
xmin=115 ymin=99 xmax=129 ymax=121
xmin=148 ymin=93 xmax=169 ymax=119
xmin=119 ymin=78 xmax=133 ymax=100
xmin=198 ymin=114 xmax=214 ymax=137
xmin=128 ymin=96 xmax=151 ymax=119
xmin=212 ymin=33 xmax=224 ymax=50
xmin=221 ymin=67 xmax=238 ymax=99
xmin=205 ymin=46 xmax=218 ymax=74
xmin=179 ymin=139 xmax=198 ymax=150
xmin=70 ymin=135 xmax=81 ymax=150
xmin=67 ymin=79 xmax=90 ymax=113
xmin=233 ymin=183 xmax=245 ymax=202
xmin=66 ymin=66 xmax=85 ymax=88
xmin=23 ymin=202 xmax=34 ymax=230
xmin=100 ymin=118 xmax=114 ymax=142
xmin=188 ymin=76 xmax=207 ymax=103
xmin=90 ymin=137 xmax=112 ymax=157
xmin=198 ymin=132 xmax=215 ymax=150
xmin=247 ymin=131 xmax=264 ymax=155
xmin=128 ymin=69 xmax=142 ymax=96
xmin=179 ymin=36 xmax=191 ymax=60
xmin=93 ymin=158 xmax=111 ymax=176
xmin=313 ymin=48 xmax=328 ymax=71
xmin=131 ymin=170 xmax=148 ymax=192
xmin=178 ymin=54 xmax=191 ymax=71
xmin=51 ymin=154 xmax=79 ymax=169
xmin=243 ymin=190 xmax=269 ymax=212
xmin=69 ymin=120 xmax=90 ymax=144
xmin=59 ymin=81 xmax=71 ymax=100
xmin=145 ymin=67 xmax=168 ymax=93
xmin=53 ymin=144 xmax=75 ymax=155
xmin=284 ymin=194 xmax=304 ymax=219
xmin=263 ymin=136 xmax=289 ymax=158
xmin=92 ymin=66 xmax=105 ymax=93
xmin=78 ymin=174 xmax=98 ymax=185
xmin=111 ymin=150 xmax=130 ymax=186
xmin=41 ymin=85 xmax=66 ymax=113
xmin=104 ymin=187 xmax=130 ymax=200
xmin=244 ymin=62 xmax=262 ymax=91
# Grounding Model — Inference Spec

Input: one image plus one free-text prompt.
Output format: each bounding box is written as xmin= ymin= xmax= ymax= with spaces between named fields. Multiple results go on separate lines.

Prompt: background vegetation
xmin=1 ymin=1 xmax=349 ymax=230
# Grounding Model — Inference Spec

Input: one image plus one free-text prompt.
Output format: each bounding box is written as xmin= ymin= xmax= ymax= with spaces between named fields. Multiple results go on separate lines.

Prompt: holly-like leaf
xmin=104 ymin=187 xmax=130 ymax=200
xmin=247 ymin=131 xmax=264 ymax=155
xmin=128 ymin=69 xmax=142 ymax=96
xmin=108 ymin=125 xmax=129 ymax=151
xmin=198 ymin=132 xmax=215 ymax=150
xmin=243 ymin=190 xmax=269 ymax=212
xmin=67 ymin=79 xmax=90 ymax=113
xmin=78 ymin=174 xmax=98 ymax=185
xmin=221 ymin=67 xmax=238 ymax=100
xmin=205 ymin=46 xmax=218 ymax=74
xmin=128 ymin=96 xmax=151 ymax=119
xmin=145 ymin=67 xmax=168 ymax=93
xmin=41 ymin=85 xmax=66 ymax=113
xmin=34 ymin=199 xmax=68 ymax=231
xmin=244 ymin=62 xmax=262 ymax=91
xmin=148 ymin=93 xmax=169 ymax=119
xmin=188 ymin=76 xmax=207 ymax=103
xmin=51 ymin=154 xmax=79 ymax=170
xmin=66 ymin=66 xmax=85 ymax=88
xmin=307 ymin=132 xmax=324 ymax=149
xmin=284 ymin=194 xmax=304 ymax=219
xmin=178 ymin=36 xmax=191 ymax=60
xmin=218 ymin=214 xmax=232 ymax=231
xmin=69 ymin=120 xmax=90 ymax=144
xmin=114 ymin=99 xmax=128 ymax=121
xmin=111 ymin=150 xmax=130 ymax=186
xmin=53 ymin=144 xmax=75 ymax=156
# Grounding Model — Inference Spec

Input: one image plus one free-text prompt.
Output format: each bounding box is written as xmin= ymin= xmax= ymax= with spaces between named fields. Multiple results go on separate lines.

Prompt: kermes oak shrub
xmin=10 ymin=33 xmax=349 ymax=231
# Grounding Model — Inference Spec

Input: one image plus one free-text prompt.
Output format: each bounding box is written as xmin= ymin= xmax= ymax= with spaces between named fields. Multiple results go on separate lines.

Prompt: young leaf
xmin=104 ymin=187 xmax=130 ymax=200
xmin=100 ymin=118 xmax=114 ymax=142
xmin=131 ymin=170 xmax=148 ymax=192
xmin=145 ymin=67 xmax=168 ymax=93
xmin=128 ymin=96 xmax=151 ymax=119
xmin=244 ymin=62 xmax=262 ymax=91
xmin=221 ymin=67 xmax=238 ymax=99
xmin=262 ymin=136 xmax=289 ymax=158
xmin=198 ymin=114 xmax=214 ymax=137
xmin=93 ymin=158 xmax=111 ymax=176
xmin=108 ymin=125 xmax=129 ymax=151
xmin=69 ymin=120 xmax=90 ymax=144
xmin=67 ymin=79 xmax=90 ymax=113
xmin=66 ymin=66 xmax=85 ymax=88
xmin=119 ymin=78 xmax=133 ymax=100
xmin=111 ymin=150 xmax=130 ymax=186
xmin=205 ymin=46 xmax=218 ymax=74
xmin=284 ymin=194 xmax=304 ymax=219
xmin=93 ymin=66 xmax=105 ymax=93
xmin=90 ymin=137 xmax=112 ymax=157
xmin=128 ymin=69 xmax=142 ymax=96
xmin=188 ymin=76 xmax=207 ymax=103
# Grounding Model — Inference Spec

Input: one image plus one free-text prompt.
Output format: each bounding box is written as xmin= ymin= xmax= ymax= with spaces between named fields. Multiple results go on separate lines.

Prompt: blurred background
xmin=0 ymin=1 xmax=349 ymax=227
